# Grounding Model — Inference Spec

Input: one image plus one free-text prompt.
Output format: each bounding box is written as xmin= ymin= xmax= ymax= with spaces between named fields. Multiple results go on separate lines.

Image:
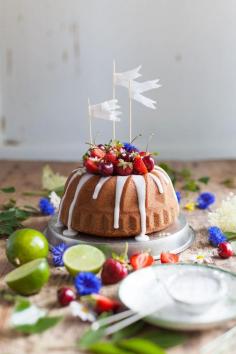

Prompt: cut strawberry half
xmin=160 ymin=252 xmax=179 ymax=264
xmin=133 ymin=157 xmax=148 ymax=175
xmin=90 ymin=148 xmax=106 ymax=159
xmin=105 ymin=151 xmax=118 ymax=164
xmin=91 ymin=294 xmax=121 ymax=314
xmin=130 ymin=252 xmax=154 ymax=270
xmin=84 ymin=158 xmax=99 ymax=174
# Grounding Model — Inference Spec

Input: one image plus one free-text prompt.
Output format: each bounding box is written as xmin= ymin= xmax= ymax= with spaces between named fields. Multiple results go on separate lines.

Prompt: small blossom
xmin=39 ymin=198 xmax=55 ymax=215
xmin=208 ymin=194 xmax=236 ymax=233
xmin=123 ymin=142 xmax=139 ymax=153
xmin=196 ymin=192 xmax=215 ymax=210
xmin=184 ymin=202 xmax=196 ymax=211
xmin=49 ymin=191 xmax=61 ymax=211
xmin=176 ymin=191 xmax=181 ymax=204
xmin=69 ymin=301 xmax=96 ymax=322
xmin=188 ymin=253 xmax=213 ymax=264
xmin=51 ymin=242 xmax=68 ymax=266
xmin=208 ymin=226 xmax=227 ymax=247
xmin=74 ymin=272 xmax=102 ymax=296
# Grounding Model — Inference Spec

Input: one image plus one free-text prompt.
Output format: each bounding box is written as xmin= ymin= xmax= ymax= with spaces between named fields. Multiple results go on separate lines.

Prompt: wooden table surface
xmin=1 ymin=160 xmax=236 ymax=354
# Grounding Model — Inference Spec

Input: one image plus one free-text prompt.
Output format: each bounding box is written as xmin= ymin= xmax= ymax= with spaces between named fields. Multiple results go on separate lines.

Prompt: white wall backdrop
xmin=0 ymin=0 xmax=236 ymax=161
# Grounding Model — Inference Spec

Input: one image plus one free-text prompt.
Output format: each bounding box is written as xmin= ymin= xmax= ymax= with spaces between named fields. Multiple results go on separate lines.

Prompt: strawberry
xmin=115 ymin=160 xmax=133 ymax=176
xmin=139 ymin=151 xmax=147 ymax=157
xmin=90 ymin=148 xmax=106 ymax=159
xmin=105 ymin=151 xmax=118 ymax=164
xmin=130 ymin=252 xmax=154 ymax=270
xmin=84 ymin=158 xmax=99 ymax=174
xmin=101 ymin=258 xmax=128 ymax=285
xmin=160 ymin=252 xmax=179 ymax=264
xmin=133 ymin=157 xmax=148 ymax=175
xmin=89 ymin=294 xmax=121 ymax=314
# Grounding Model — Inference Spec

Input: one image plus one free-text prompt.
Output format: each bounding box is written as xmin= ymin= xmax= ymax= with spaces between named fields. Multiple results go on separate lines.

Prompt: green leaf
xmin=119 ymin=338 xmax=166 ymax=354
xmin=14 ymin=298 xmax=31 ymax=312
xmin=89 ymin=342 xmax=132 ymax=354
xmin=179 ymin=168 xmax=191 ymax=180
xmin=14 ymin=316 xmax=62 ymax=334
xmin=0 ymin=186 xmax=16 ymax=193
xmin=224 ymin=232 xmax=236 ymax=240
xmin=78 ymin=327 xmax=106 ymax=350
xmin=182 ymin=180 xmax=200 ymax=192
xmin=142 ymin=330 xmax=187 ymax=349
xmin=198 ymin=176 xmax=210 ymax=184
xmin=221 ymin=178 xmax=235 ymax=188
xmin=112 ymin=321 xmax=145 ymax=342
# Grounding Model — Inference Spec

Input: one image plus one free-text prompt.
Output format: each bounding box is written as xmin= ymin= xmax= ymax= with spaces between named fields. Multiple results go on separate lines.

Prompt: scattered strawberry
xmin=90 ymin=294 xmax=121 ymax=314
xmin=142 ymin=155 xmax=155 ymax=172
xmin=218 ymin=242 xmax=234 ymax=259
xmin=101 ymin=258 xmax=128 ymax=285
xmin=90 ymin=148 xmax=106 ymax=159
xmin=57 ymin=287 xmax=76 ymax=306
xmin=133 ymin=157 xmax=148 ymax=175
xmin=84 ymin=158 xmax=99 ymax=174
xmin=160 ymin=252 xmax=179 ymax=264
xmin=115 ymin=160 xmax=133 ymax=176
xmin=130 ymin=252 xmax=154 ymax=270
xmin=105 ymin=151 xmax=118 ymax=164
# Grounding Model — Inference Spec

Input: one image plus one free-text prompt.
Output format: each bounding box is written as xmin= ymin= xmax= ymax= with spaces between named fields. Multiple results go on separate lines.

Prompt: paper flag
xmin=114 ymin=65 xmax=142 ymax=87
xmin=89 ymin=99 xmax=121 ymax=121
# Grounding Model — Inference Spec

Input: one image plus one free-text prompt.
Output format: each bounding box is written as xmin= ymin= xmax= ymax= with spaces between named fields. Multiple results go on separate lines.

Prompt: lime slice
xmin=63 ymin=245 xmax=105 ymax=276
xmin=6 ymin=228 xmax=49 ymax=266
xmin=5 ymin=258 xmax=50 ymax=295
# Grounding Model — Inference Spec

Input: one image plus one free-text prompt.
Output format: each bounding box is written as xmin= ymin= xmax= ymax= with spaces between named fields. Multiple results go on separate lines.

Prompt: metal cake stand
xmin=45 ymin=214 xmax=195 ymax=259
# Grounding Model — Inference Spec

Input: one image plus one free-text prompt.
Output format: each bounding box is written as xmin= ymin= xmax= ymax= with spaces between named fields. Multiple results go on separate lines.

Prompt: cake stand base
xmin=44 ymin=214 xmax=195 ymax=260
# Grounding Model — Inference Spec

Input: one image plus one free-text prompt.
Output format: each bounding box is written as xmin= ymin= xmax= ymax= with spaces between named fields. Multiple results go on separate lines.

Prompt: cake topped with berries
xmin=56 ymin=141 xmax=179 ymax=240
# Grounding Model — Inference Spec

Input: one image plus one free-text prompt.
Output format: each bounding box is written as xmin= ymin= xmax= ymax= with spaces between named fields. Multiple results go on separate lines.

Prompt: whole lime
xmin=5 ymin=258 xmax=50 ymax=295
xmin=6 ymin=228 xmax=49 ymax=266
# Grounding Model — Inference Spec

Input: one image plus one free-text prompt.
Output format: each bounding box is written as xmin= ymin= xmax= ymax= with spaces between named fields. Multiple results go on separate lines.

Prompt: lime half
xmin=5 ymin=258 xmax=50 ymax=295
xmin=63 ymin=245 xmax=105 ymax=276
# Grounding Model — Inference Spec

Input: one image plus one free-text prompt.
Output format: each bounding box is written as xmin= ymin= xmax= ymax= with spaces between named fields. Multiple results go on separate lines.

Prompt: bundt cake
xmin=56 ymin=142 xmax=179 ymax=240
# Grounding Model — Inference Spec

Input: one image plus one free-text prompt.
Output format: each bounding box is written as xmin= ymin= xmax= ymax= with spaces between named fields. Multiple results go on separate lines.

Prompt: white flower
xmin=49 ymin=191 xmax=61 ymax=211
xmin=69 ymin=301 xmax=96 ymax=322
xmin=208 ymin=193 xmax=236 ymax=232
xmin=10 ymin=305 xmax=46 ymax=327
xmin=188 ymin=252 xmax=214 ymax=264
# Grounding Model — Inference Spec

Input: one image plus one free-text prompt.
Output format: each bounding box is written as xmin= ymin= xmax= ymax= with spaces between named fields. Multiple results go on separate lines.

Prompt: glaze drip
xmin=93 ymin=176 xmax=111 ymax=199
xmin=149 ymin=172 xmax=164 ymax=193
xmin=132 ymin=175 xmax=148 ymax=238
xmin=114 ymin=176 xmax=129 ymax=229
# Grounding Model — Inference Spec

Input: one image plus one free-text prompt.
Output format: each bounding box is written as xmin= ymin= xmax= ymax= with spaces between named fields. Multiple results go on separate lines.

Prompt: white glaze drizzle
xmin=56 ymin=167 xmax=85 ymax=227
xmin=93 ymin=176 xmax=111 ymax=199
xmin=132 ymin=175 xmax=149 ymax=240
xmin=149 ymin=172 xmax=164 ymax=193
xmin=135 ymin=234 xmax=150 ymax=242
xmin=154 ymin=166 xmax=170 ymax=185
xmin=114 ymin=176 xmax=129 ymax=229
xmin=63 ymin=173 xmax=93 ymax=236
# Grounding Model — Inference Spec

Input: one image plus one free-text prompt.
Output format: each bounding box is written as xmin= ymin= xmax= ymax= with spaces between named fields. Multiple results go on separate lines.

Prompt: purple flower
xmin=196 ymin=192 xmax=215 ymax=210
xmin=39 ymin=198 xmax=55 ymax=215
xmin=208 ymin=226 xmax=227 ymax=247
xmin=51 ymin=242 xmax=68 ymax=267
xmin=74 ymin=272 xmax=101 ymax=296
xmin=176 ymin=191 xmax=181 ymax=204
xmin=123 ymin=142 xmax=139 ymax=153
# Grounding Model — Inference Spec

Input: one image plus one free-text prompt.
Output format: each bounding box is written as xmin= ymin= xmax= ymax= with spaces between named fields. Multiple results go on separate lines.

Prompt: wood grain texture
xmin=0 ymin=160 xmax=236 ymax=354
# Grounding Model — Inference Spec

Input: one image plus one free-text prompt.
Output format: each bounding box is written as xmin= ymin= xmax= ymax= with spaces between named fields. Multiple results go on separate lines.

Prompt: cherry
xmin=98 ymin=144 xmax=106 ymax=151
xmin=119 ymin=152 xmax=132 ymax=162
xmin=218 ymin=242 xmax=234 ymax=259
xmin=101 ymin=259 xmax=128 ymax=285
xmin=142 ymin=155 xmax=155 ymax=172
xmin=98 ymin=161 xmax=114 ymax=176
xmin=57 ymin=287 xmax=76 ymax=306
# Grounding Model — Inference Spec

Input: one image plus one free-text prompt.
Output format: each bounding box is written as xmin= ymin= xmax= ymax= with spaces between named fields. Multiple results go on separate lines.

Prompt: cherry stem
xmin=146 ymin=133 xmax=155 ymax=152
xmin=131 ymin=134 xmax=142 ymax=144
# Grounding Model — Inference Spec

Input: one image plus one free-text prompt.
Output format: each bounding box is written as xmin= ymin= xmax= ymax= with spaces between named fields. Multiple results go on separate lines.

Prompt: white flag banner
xmin=130 ymin=79 xmax=161 ymax=109
xmin=113 ymin=65 xmax=142 ymax=87
xmin=89 ymin=99 xmax=121 ymax=122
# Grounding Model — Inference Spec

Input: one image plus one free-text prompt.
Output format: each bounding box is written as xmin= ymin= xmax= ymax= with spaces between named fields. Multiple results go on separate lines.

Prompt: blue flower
xmin=176 ymin=191 xmax=181 ymax=204
xmin=39 ymin=198 xmax=55 ymax=215
xmin=196 ymin=192 xmax=215 ymax=210
xmin=208 ymin=226 xmax=227 ymax=247
xmin=74 ymin=272 xmax=102 ymax=296
xmin=123 ymin=142 xmax=139 ymax=153
xmin=51 ymin=242 xmax=68 ymax=267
